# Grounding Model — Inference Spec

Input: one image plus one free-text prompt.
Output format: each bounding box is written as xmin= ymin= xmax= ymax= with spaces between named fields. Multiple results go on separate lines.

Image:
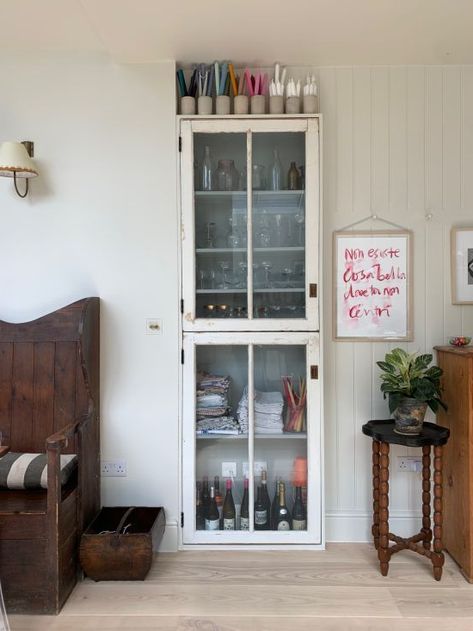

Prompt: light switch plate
xmin=145 ymin=319 xmax=162 ymax=335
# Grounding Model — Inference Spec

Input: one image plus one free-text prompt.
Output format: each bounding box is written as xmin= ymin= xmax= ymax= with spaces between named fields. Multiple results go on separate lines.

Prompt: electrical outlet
xmin=101 ymin=460 xmax=127 ymax=477
xmin=397 ymin=456 xmax=422 ymax=473
xmin=254 ymin=461 xmax=268 ymax=475
xmin=222 ymin=462 xmax=237 ymax=478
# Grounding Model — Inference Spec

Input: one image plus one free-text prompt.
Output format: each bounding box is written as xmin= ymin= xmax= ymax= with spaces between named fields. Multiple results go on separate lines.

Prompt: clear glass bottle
xmin=269 ymin=148 xmax=282 ymax=191
xmin=200 ymin=146 xmax=213 ymax=191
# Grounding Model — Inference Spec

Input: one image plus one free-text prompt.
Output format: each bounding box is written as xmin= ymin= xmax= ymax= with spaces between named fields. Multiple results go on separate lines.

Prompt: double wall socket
xmin=101 ymin=460 xmax=127 ymax=477
xmin=397 ymin=456 xmax=422 ymax=473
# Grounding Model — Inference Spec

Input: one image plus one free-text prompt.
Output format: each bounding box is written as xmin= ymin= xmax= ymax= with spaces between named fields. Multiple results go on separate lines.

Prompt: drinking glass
xmin=293 ymin=212 xmax=305 ymax=246
xmin=281 ymin=267 xmax=293 ymax=288
xmin=205 ymin=222 xmax=216 ymax=248
xmin=219 ymin=261 xmax=231 ymax=289
xmin=198 ymin=269 xmax=207 ymax=289
xmin=261 ymin=261 xmax=273 ymax=288
xmin=238 ymin=261 xmax=248 ymax=288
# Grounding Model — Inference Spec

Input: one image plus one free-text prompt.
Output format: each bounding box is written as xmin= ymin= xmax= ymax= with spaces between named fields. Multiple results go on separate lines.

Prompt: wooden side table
xmin=362 ymin=420 xmax=450 ymax=580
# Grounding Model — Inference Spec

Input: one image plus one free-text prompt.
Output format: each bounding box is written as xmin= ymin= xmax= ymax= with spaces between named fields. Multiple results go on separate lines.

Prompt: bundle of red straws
xmin=282 ymin=376 xmax=306 ymax=433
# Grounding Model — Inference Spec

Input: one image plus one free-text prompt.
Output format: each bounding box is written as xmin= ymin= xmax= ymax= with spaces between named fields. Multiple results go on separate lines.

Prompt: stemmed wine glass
xmin=219 ymin=261 xmax=231 ymax=289
xmin=281 ymin=267 xmax=293 ymax=288
xmin=294 ymin=211 xmax=305 ymax=246
xmin=238 ymin=261 xmax=248 ymax=289
xmin=261 ymin=261 xmax=273 ymax=288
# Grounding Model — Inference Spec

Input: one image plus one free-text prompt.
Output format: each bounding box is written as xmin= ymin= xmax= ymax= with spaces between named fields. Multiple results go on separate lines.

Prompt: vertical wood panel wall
xmin=319 ymin=66 xmax=473 ymax=540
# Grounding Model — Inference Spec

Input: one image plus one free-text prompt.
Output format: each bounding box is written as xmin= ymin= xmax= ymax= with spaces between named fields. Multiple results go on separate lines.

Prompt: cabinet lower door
xmin=182 ymin=332 xmax=322 ymax=545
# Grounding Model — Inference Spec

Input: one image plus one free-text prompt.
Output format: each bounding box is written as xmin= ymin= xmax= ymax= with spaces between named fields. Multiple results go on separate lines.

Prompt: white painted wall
xmin=0 ymin=54 xmax=180 ymax=550
xmin=1 ymin=54 xmax=472 ymax=548
xmin=320 ymin=66 xmax=473 ymax=540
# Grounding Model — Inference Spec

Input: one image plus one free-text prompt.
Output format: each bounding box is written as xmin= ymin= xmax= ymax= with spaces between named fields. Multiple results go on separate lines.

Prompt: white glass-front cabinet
xmin=179 ymin=116 xmax=323 ymax=547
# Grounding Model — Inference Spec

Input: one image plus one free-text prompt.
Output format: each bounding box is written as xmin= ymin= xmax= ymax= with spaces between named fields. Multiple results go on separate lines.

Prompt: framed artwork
xmin=333 ymin=230 xmax=413 ymax=341
xmin=451 ymin=227 xmax=473 ymax=304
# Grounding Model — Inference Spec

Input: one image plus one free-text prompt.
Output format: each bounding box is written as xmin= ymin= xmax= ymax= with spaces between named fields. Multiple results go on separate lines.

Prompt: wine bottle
xmin=195 ymin=481 xmax=205 ymax=530
xmin=240 ymin=478 xmax=249 ymax=530
xmin=271 ymin=478 xmax=280 ymax=530
xmin=222 ymin=479 xmax=236 ymax=530
xmin=202 ymin=476 xmax=210 ymax=519
xmin=261 ymin=470 xmax=271 ymax=530
xmin=254 ymin=485 xmax=269 ymax=530
xmin=288 ymin=161 xmax=299 ymax=191
xmin=214 ymin=475 xmax=223 ymax=525
xmin=200 ymin=145 xmax=213 ymax=191
xmin=205 ymin=485 xmax=220 ymax=530
xmin=270 ymin=148 xmax=282 ymax=191
xmin=292 ymin=486 xmax=307 ymax=530
xmin=275 ymin=481 xmax=292 ymax=531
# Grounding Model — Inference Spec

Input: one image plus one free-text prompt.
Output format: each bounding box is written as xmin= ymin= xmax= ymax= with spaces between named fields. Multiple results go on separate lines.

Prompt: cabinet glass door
xmin=252 ymin=133 xmax=306 ymax=320
xmin=181 ymin=118 xmax=319 ymax=331
xmin=182 ymin=332 xmax=321 ymax=544
xmin=194 ymin=133 xmax=248 ymax=320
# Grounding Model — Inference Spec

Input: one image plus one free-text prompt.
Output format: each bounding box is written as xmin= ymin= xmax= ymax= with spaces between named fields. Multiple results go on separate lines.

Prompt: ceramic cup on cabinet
xmin=285 ymin=96 xmax=301 ymax=114
xmin=215 ymin=95 xmax=230 ymax=115
xmin=198 ymin=96 xmax=213 ymax=115
xmin=303 ymin=95 xmax=318 ymax=114
xmin=250 ymin=95 xmax=266 ymax=114
xmin=234 ymin=95 xmax=249 ymax=114
xmin=180 ymin=96 xmax=196 ymax=115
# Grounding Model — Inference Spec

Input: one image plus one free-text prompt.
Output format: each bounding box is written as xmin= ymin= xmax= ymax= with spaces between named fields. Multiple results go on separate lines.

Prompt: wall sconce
xmin=0 ymin=141 xmax=39 ymax=198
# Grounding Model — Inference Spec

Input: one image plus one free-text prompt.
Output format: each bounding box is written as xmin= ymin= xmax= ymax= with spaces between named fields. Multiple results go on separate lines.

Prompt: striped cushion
xmin=0 ymin=453 xmax=77 ymax=490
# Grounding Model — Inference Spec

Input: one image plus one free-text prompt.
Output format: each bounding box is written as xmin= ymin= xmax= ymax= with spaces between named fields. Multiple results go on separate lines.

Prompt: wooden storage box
xmin=79 ymin=507 xmax=165 ymax=581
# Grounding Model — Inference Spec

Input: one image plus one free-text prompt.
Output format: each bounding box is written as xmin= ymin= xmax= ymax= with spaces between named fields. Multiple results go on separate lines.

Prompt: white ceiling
xmin=1 ymin=0 xmax=473 ymax=65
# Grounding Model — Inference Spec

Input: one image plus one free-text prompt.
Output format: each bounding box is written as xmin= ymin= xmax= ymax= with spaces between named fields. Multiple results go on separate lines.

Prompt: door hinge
xmin=181 ymin=512 xmax=184 ymax=527
xmin=179 ymin=136 xmax=182 ymax=152
xmin=311 ymin=365 xmax=319 ymax=380
xmin=180 ymin=298 xmax=184 ymax=314
xmin=310 ymin=283 xmax=318 ymax=298
xmin=181 ymin=349 xmax=184 ymax=364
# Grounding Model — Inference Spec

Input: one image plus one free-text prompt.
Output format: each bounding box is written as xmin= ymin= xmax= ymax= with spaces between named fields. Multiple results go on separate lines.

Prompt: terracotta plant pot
xmin=392 ymin=397 xmax=428 ymax=435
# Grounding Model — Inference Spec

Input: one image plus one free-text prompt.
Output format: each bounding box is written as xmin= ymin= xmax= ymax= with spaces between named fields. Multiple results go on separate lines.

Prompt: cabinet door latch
xmin=310 ymin=283 xmax=317 ymax=298
xmin=181 ymin=512 xmax=184 ymax=527
xmin=179 ymin=136 xmax=182 ymax=152
xmin=181 ymin=349 xmax=184 ymax=364
xmin=310 ymin=365 xmax=319 ymax=380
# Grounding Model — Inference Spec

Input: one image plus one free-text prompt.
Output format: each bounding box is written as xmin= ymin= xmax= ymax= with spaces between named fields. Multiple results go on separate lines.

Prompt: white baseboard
xmin=157 ymin=520 xmax=179 ymax=552
xmin=326 ymin=511 xmax=422 ymax=542
xmin=157 ymin=513 xmax=422 ymax=551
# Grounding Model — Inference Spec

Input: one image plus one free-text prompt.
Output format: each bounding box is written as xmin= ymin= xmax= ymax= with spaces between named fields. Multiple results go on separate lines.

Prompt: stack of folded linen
xmin=196 ymin=372 xmax=239 ymax=434
xmin=237 ymin=388 xmax=284 ymax=434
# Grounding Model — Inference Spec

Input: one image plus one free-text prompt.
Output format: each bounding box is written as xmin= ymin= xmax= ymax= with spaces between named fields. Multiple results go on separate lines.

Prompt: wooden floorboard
xmin=9 ymin=544 xmax=473 ymax=630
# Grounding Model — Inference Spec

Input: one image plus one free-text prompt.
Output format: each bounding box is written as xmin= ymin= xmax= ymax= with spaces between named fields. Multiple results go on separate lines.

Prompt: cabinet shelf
xmin=195 ymin=190 xmax=305 ymax=197
xmin=196 ymin=247 xmax=305 ymax=254
xmin=196 ymin=433 xmax=307 ymax=440
xmin=196 ymin=288 xmax=305 ymax=294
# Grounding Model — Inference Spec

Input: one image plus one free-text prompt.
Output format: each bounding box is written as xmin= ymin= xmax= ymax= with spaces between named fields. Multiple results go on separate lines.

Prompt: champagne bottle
xmin=202 ymin=476 xmax=210 ymax=519
xmin=195 ymin=481 xmax=205 ymax=530
xmin=275 ymin=481 xmax=292 ymax=531
xmin=271 ymin=478 xmax=280 ymax=530
xmin=205 ymin=485 xmax=220 ymax=530
xmin=292 ymin=486 xmax=307 ymax=530
xmin=254 ymin=485 xmax=269 ymax=530
xmin=214 ymin=475 xmax=223 ymax=525
xmin=222 ymin=479 xmax=236 ymax=530
xmin=200 ymin=145 xmax=213 ymax=191
xmin=240 ymin=478 xmax=249 ymax=530
xmin=270 ymin=148 xmax=282 ymax=191
xmin=261 ymin=471 xmax=271 ymax=530
xmin=288 ymin=161 xmax=299 ymax=191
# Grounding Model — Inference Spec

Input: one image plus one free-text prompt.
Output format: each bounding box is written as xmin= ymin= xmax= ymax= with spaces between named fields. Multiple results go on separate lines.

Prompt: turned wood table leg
xmin=421 ymin=445 xmax=432 ymax=550
xmin=432 ymin=445 xmax=445 ymax=581
xmin=378 ymin=441 xmax=390 ymax=576
xmin=372 ymin=440 xmax=380 ymax=549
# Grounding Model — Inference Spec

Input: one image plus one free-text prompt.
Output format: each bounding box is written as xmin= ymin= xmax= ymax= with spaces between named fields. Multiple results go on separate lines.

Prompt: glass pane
xmin=195 ymin=345 xmax=249 ymax=532
xmin=253 ymin=345 xmax=308 ymax=532
xmin=194 ymin=133 xmax=248 ymax=319
xmin=252 ymin=133 xmax=306 ymax=319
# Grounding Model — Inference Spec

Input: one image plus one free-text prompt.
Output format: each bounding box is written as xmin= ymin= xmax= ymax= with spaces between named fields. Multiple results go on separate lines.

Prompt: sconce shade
xmin=0 ymin=141 xmax=38 ymax=179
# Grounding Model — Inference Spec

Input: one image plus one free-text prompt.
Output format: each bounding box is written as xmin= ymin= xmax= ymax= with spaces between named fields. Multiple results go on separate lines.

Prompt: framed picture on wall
xmin=451 ymin=227 xmax=473 ymax=304
xmin=333 ymin=230 xmax=413 ymax=341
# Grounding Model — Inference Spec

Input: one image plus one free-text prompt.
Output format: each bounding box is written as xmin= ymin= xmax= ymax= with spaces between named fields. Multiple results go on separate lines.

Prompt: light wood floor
xmin=9 ymin=544 xmax=473 ymax=630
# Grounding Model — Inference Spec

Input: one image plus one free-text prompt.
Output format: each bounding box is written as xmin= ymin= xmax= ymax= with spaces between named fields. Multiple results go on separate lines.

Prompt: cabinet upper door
xmin=181 ymin=117 xmax=320 ymax=331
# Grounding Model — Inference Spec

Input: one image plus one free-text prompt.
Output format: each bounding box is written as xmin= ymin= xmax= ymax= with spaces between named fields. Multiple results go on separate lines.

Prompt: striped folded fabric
xmin=0 ymin=452 xmax=77 ymax=490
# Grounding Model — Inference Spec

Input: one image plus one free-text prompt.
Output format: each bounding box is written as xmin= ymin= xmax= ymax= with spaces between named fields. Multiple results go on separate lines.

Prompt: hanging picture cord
xmin=337 ymin=214 xmax=409 ymax=232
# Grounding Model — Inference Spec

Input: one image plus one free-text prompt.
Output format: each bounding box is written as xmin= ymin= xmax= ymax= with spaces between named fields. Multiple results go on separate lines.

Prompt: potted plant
xmin=377 ymin=348 xmax=447 ymax=435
